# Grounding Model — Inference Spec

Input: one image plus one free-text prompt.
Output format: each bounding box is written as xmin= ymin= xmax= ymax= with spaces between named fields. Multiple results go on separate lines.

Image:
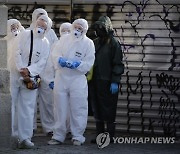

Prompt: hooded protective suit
xmin=28 ymin=8 xmax=58 ymax=45
xmin=29 ymin=8 xmax=48 ymax=30
xmin=51 ymin=22 xmax=72 ymax=54
xmin=59 ymin=22 xmax=72 ymax=37
xmin=15 ymin=15 xmax=50 ymax=143
xmin=91 ymin=16 xmax=124 ymax=140
xmin=36 ymin=17 xmax=56 ymax=134
xmin=51 ymin=19 xmax=95 ymax=143
xmin=28 ymin=8 xmax=58 ymax=132
xmin=60 ymin=22 xmax=72 ymax=133
xmin=6 ymin=19 xmax=24 ymax=137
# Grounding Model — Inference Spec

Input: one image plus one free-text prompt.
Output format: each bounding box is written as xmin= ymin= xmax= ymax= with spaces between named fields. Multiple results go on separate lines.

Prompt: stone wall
xmin=0 ymin=5 xmax=11 ymax=148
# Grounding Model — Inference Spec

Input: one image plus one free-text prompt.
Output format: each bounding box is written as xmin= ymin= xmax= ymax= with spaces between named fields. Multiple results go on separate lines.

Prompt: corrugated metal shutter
xmin=6 ymin=0 xmax=180 ymax=136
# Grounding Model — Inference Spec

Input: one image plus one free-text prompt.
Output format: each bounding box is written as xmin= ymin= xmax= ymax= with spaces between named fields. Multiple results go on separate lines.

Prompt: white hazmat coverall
xmin=6 ymin=19 xmax=24 ymax=138
xmin=36 ymin=17 xmax=57 ymax=134
xmin=58 ymin=22 xmax=72 ymax=133
xmin=28 ymin=9 xmax=58 ymax=132
xmin=51 ymin=19 xmax=95 ymax=143
xmin=15 ymin=16 xmax=50 ymax=142
xmin=48 ymin=22 xmax=72 ymax=135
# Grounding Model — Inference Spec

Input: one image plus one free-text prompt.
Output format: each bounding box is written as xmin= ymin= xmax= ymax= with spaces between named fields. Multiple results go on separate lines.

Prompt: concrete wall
xmin=0 ymin=5 xmax=11 ymax=148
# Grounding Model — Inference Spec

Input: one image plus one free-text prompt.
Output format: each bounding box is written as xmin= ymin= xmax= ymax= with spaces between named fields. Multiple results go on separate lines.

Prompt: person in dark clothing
xmin=90 ymin=16 xmax=124 ymax=143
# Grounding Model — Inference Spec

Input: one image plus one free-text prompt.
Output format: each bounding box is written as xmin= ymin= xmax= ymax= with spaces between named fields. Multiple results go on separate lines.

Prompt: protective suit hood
xmin=59 ymin=22 xmax=72 ymax=36
xmin=7 ymin=19 xmax=24 ymax=40
xmin=71 ymin=18 xmax=88 ymax=40
xmin=35 ymin=15 xmax=51 ymax=34
xmin=29 ymin=8 xmax=48 ymax=30
xmin=48 ymin=17 xmax=53 ymax=28
xmin=94 ymin=16 xmax=114 ymax=35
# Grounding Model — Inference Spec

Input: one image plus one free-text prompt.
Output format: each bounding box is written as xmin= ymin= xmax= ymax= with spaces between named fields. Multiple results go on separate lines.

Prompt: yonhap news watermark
xmin=96 ymin=132 xmax=175 ymax=149
xmin=113 ymin=136 xmax=175 ymax=144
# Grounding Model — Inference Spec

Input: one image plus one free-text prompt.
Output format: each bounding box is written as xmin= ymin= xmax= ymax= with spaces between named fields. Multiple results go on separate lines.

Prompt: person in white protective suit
xmin=48 ymin=22 xmax=72 ymax=138
xmin=48 ymin=18 xmax=95 ymax=146
xmin=50 ymin=22 xmax=72 ymax=57
xmin=28 ymin=8 xmax=48 ymax=30
xmin=28 ymin=8 xmax=58 ymax=133
xmin=5 ymin=19 xmax=24 ymax=138
xmin=35 ymin=17 xmax=57 ymax=136
xmin=59 ymin=22 xmax=72 ymax=135
xmin=15 ymin=15 xmax=50 ymax=148
xmin=28 ymin=8 xmax=58 ymax=46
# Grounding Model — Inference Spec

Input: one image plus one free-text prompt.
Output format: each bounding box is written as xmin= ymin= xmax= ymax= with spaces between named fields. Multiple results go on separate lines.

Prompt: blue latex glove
xmin=110 ymin=83 xmax=119 ymax=94
xmin=49 ymin=81 xmax=54 ymax=90
xmin=67 ymin=61 xmax=81 ymax=69
xmin=58 ymin=57 xmax=67 ymax=67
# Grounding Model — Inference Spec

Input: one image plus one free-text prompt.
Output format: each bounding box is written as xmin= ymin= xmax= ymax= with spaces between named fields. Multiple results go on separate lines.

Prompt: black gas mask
xmin=94 ymin=24 xmax=107 ymax=37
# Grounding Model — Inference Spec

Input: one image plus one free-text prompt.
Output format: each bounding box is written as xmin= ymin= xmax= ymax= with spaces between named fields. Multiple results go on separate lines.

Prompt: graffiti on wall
xmin=8 ymin=2 xmax=45 ymax=21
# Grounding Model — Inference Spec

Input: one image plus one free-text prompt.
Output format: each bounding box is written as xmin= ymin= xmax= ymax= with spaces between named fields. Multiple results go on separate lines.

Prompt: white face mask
xmin=36 ymin=27 xmax=45 ymax=36
xmin=12 ymin=30 xmax=20 ymax=37
xmin=74 ymin=29 xmax=82 ymax=38
xmin=61 ymin=31 xmax=69 ymax=36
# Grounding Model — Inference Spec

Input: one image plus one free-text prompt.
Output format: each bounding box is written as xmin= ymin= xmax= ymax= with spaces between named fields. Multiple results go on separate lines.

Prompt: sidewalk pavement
xmin=0 ymin=131 xmax=179 ymax=154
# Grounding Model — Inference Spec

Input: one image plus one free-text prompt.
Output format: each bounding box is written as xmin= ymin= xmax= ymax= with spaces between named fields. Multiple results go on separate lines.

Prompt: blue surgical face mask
xmin=74 ymin=29 xmax=82 ymax=38
xmin=36 ymin=27 xmax=45 ymax=35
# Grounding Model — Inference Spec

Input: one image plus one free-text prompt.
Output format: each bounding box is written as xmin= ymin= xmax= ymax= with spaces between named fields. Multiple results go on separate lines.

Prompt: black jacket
xmin=93 ymin=16 xmax=124 ymax=83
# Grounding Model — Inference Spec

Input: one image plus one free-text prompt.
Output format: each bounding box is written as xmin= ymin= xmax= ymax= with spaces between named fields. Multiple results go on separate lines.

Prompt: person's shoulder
xmin=47 ymin=29 xmax=56 ymax=36
xmin=22 ymin=29 xmax=31 ymax=36
xmin=93 ymin=37 xmax=99 ymax=43
xmin=18 ymin=29 xmax=31 ymax=39
xmin=110 ymin=36 xmax=121 ymax=47
xmin=84 ymin=36 xmax=94 ymax=44
xmin=44 ymin=37 xmax=49 ymax=43
xmin=42 ymin=36 xmax=50 ymax=47
xmin=48 ymin=29 xmax=57 ymax=38
xmin=49 ymin=28 xmax=55 ymax=33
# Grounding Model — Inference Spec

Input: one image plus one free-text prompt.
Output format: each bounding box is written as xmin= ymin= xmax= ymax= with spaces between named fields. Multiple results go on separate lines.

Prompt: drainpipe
xmin=70 ymin=0 xmax=74 ymax=23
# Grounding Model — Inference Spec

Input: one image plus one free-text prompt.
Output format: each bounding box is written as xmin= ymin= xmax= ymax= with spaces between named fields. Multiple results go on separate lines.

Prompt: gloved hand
xmin=66 ymin=61 xmax=81 ymax=69
xmin=49 ymin=81 xmax=54 ymax=90
xmin=110 ymin=83 xmax=119 ymax=94
xmin=58 ymin=57 xmax=67 ymax=67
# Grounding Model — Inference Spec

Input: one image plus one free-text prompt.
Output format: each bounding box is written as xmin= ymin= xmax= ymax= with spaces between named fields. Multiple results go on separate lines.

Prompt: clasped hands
xmin=20 ymin=68 xmax=30 ymax=82
xmin=58 ymin=57 xmax=81 ymax=69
